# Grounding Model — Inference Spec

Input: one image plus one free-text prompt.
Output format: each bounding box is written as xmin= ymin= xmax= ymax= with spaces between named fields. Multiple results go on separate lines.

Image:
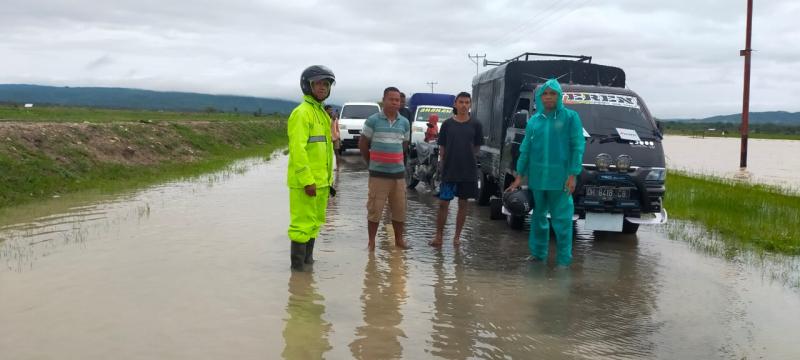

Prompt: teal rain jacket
xmin=516 ymin=79 xmax=586 ymax=190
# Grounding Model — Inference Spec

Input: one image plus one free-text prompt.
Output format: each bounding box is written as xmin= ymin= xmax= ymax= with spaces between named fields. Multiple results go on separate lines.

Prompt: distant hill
xmin=0 ymin=84 xmax=298 ymax=114
xmin=663 ymin=111 xmax=800 ymax=125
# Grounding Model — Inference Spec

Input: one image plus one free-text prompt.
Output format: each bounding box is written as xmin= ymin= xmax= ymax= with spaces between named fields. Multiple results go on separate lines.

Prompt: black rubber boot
xmin=290 ymin=241 xmax=306 ymax=271
xmin=304 ymin=238 xmax=316 ymax=264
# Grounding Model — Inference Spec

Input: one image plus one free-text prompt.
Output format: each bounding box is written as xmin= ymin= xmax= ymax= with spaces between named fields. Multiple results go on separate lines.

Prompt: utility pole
xmin=426 ymin=81 xmax=438 ymax=93
xmin=468 ymin=53 xmax=486 ymax=75
xmin=739 ymin=0 xmax=753 ymax=169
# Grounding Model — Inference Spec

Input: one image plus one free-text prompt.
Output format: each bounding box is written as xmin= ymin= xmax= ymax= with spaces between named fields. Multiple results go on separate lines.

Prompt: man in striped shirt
xmin=359 ymin=87 xmax=411 ymax=251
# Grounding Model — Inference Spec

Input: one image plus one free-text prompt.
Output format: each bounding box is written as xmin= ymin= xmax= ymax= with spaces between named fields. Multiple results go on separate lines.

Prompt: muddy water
xmin=2 ymin=153 xmax=799 ymax=359
xmin=663 ymin=135 xmax=800 ymax=190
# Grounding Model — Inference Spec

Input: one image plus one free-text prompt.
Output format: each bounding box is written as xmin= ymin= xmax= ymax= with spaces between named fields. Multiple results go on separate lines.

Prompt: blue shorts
xmin=439 ymin=181 xmax=479 ymax=201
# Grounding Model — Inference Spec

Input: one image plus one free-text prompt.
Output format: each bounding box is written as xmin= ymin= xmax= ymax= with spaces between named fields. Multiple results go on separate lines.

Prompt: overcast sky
xmin=2 ymin=0 xmax=798 ymax=118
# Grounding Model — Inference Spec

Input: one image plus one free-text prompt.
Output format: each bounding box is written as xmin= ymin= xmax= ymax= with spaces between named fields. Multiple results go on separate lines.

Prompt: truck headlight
xmin=595 ymin=153 xmax=612 ymax=171
xmin=616 ymin=154 xmax=632 ymax=172
xmin=339 ymin=124 xmax=347 ymax=130
xmin=646 ymin=168 xmax=667 ymax=181
xmin=412 ymin=125 xmax=425 ymax=133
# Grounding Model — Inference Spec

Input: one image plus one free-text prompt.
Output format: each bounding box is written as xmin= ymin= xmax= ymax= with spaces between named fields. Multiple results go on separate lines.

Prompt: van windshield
xmin=341 ymin=105 xmax=379 ymax=119
xmin=562 ymin=92 xmax=656 ymax=137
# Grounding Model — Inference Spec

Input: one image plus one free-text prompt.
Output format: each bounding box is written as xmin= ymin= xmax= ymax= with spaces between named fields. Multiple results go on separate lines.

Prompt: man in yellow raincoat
xmin=287 ymin=65 xmax=336 ymax=271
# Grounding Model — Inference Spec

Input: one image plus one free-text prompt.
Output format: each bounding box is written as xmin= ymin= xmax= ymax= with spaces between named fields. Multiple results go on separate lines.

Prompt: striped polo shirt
xmin=361 ymin=111 xmax=410 ymax=178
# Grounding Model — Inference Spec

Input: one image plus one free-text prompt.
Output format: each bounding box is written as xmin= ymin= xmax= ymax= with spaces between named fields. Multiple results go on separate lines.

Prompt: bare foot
xmin=368 ymin=241 xmax=375 ymax=252
xmin=453 ymin=239 xmax=461 ymax=247
xmin=428 ymin=239 xmax=443 ymax=248
xmin=395 ymin=241 xmax=411 ymax=249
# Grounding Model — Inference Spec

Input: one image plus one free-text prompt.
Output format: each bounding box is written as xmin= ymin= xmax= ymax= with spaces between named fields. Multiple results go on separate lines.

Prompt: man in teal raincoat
xmin=507 ymin=79 xmax=586 ymax=266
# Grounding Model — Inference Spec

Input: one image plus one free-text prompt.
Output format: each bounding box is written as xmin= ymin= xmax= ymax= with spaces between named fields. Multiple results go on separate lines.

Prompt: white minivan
xmin=338 ymin=102 xmax=381 ymax=153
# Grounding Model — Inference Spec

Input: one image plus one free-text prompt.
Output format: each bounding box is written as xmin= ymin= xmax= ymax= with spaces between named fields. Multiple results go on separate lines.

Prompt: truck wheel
xmin=489 ymin=197 xmax=504 ymax=220
xmin=622 ymin=220 xmax=640 ymax=234
xmin=477 ymin=173 xmax=492 ymax=206
xmin=506 ymin=214 xmax=525 ymax=230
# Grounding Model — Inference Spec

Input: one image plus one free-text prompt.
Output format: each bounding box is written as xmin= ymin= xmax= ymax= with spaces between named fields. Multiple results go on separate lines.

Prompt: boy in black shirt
xmin=430 ymin=92 xmax=484 ymax=247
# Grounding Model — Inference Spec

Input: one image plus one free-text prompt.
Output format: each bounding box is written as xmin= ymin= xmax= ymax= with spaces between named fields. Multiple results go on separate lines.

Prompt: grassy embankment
xmin=0 ymin=105 xmax=287 ymax=123
xmin=665 ymin=171 xmax=800 ymax=255
xmin=0 ymin=105 xmax=288 ymax=209
xmin=661 ymin=121 xmax=800 ymax=141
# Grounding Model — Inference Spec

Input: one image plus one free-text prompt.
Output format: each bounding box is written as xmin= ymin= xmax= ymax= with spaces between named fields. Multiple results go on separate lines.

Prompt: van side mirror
xmin=655 ymin=120 xmax=663 ymax=133
xmin=513 ymin=110 xmax=529 ymax=129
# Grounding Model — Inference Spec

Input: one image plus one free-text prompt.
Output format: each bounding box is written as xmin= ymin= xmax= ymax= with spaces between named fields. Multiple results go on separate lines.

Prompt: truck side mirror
xmin=513 ymin=110 xmax=529 ymax=129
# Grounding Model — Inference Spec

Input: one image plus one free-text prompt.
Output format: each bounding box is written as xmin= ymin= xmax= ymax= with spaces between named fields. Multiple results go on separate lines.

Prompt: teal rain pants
xmin=529 ymin=190 xmax=574 ymax=266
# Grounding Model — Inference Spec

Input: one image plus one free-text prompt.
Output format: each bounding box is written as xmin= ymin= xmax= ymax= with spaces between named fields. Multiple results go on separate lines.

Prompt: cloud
xmin=1 ymin=0 xmax=798 ymax=118
xmin=85 ymin=55 xmax=114 ymax=70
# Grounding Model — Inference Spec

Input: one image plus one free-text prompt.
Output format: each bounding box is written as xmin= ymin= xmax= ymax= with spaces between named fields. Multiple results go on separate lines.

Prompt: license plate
xmin=585 ymin=186 xmax=630 ymax=200
xmin=585 ymin=212 xmax=624 ymax=232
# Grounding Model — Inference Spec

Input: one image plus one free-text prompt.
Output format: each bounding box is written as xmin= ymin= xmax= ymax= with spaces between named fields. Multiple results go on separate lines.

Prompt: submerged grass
xmin=664 ymin=220 xmax=800 ymax=289
xmin=665 ymin=171 xmax=800 ymax=255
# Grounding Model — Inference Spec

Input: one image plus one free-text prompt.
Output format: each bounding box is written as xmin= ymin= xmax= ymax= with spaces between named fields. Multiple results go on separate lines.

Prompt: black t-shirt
xmin=437 ymin=117 xmax=484 ymax=182
xmin=399 ymin=107 xmax=412 ymax=121
xmin=399 ymin=107 xmax=413 ymax=142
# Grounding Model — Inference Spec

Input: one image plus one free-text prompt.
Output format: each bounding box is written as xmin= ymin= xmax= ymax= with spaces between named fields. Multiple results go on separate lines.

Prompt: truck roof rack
xmin=484 ymin=52 xmax=592 ymax=67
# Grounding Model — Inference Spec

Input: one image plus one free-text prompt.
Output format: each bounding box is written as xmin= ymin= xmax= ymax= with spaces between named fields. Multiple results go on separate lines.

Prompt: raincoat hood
xmin=534 ymin=78 xmax=564 ymax=116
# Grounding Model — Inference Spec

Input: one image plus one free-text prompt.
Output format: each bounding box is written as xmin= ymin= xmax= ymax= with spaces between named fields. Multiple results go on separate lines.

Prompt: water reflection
xmin=349 ymin=244 xmax=408 ymax=359
xmin=429 ymin=250 xmax=477 ymax=359
xmin=281 ymin=271 xmax=332 ymax=360
xmin=565 ymin=233 xmax=660 ymax=358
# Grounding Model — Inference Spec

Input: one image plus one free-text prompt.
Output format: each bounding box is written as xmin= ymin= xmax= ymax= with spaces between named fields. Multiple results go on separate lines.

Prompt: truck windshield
xmin=341 ymin=105 xmax=379 ymax=119
xmin=563 ymin=92 xmax=656 ymax=136
xmin=415 ymin=106 xmax=453 ymax=123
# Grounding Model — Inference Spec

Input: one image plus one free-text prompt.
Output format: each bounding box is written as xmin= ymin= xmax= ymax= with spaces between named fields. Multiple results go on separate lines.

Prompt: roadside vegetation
xmin=0 ymin=105 xmax=287 ymax=209
xmin=0 ymin=104 xmax=283 ymax=123
xmin=665 ymin=171 xmax=800 ymax=255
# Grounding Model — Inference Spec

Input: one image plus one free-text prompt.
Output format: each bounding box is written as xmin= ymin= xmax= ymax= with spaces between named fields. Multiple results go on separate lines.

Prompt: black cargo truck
xmin=472 ymin=53 xmax=667 ymax=234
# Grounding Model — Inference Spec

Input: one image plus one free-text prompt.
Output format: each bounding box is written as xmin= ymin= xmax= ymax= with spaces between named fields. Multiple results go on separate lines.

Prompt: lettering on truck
xmin=563 ymin=92 xmax=639 ymax=109
xmin=415 ymin=106 xmax=452 ymax=122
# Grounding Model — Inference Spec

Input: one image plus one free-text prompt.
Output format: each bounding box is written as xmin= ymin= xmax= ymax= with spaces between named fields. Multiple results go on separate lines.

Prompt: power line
xmin=468 ymin=53 xmax=486 ymax=74
xmin=426 ymin=81 xmax=438 ymax=93
xmin=490 ymin=0 xmax=569 ymax=47
xmin=497 ymin=0 xmax=583 ymax=48
xmin=520 ymin=0 xmax=590 ymax=41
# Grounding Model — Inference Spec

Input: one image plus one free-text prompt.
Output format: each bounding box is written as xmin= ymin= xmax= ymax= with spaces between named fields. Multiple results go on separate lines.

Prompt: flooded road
xmin=663 ymin=135 xmax=800 ymax=191
xmin=2 ymin=153 xmax=799 ymax=359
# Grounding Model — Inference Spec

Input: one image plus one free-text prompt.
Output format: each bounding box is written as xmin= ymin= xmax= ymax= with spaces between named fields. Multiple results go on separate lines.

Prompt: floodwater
xmin=663 ymin=135 xmax=800 ymax=191
xmin=1 ymin=153 xmax=799 ymax=359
